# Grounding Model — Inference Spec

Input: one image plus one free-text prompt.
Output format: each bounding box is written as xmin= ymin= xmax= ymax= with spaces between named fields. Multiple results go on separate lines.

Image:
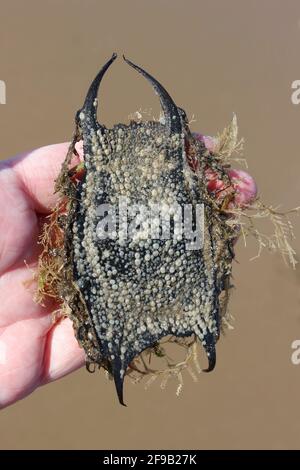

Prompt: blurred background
xmin=0 ymin=0 xmax=300 ymax=450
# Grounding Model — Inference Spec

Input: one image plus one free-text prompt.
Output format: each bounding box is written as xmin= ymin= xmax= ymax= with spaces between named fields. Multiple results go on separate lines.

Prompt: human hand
xmin=0 ymin=143 xmax=86 ymax=409
xmin=0 ymin=140 xmax=257 ymax=409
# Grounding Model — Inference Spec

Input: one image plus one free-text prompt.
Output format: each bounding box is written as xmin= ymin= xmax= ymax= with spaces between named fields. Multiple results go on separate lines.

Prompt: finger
xmin=41 ymin=317 xmax=85 ymax=384
xmin=0 ymin=167 xmax=39 ymax=274
xmin=193 ymin=132 xmax=257 ymax=207
xmin=0 ymin=316 xmax=49 ymax=409
xmin=227 ymin=169 xmax=257 ymax=208
xmin=6 ymin=142 xmax=83 ymax=214
xmin=0 ymin=265 xmax=53 ymax=327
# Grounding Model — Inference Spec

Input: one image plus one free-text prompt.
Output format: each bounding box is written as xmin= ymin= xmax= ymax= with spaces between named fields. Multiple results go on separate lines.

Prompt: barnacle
xmin=35 ymin=54 xmax=297 ymax=405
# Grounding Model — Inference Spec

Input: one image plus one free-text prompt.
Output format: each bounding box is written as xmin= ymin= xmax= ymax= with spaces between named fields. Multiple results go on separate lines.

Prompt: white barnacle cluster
xmin=71 ymin=119 xmax=220 ymax=386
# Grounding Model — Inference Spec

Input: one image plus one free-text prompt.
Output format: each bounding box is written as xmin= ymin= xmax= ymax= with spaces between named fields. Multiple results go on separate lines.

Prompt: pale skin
xmin=0 ymin=141 xmax=257 ymax=409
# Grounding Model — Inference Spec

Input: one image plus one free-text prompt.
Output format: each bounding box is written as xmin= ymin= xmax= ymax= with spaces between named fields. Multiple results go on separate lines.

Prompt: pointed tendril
xmin=123 ymin=55 xmax=182 ymax=135
xmin=81 ymin=52 xmax=117 ymax=124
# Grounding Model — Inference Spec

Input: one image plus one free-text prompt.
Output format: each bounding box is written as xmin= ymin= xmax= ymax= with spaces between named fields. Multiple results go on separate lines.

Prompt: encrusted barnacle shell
xmin=56 ymin=54 xmax=237 ymax=405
